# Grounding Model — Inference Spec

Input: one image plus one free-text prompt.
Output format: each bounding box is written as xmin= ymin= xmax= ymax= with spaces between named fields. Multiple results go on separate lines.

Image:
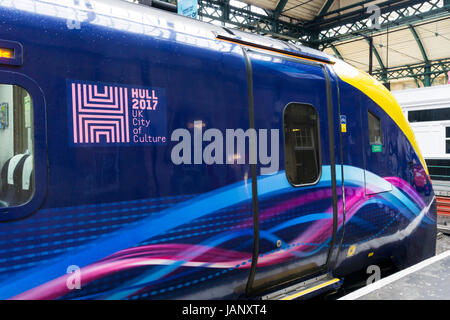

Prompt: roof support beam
xmin=318 ymin=0 xmax=335 ymax=16
xmin=222 ymin=0 xmax=230 ymax=22
xmin=315 ymin=0 xmax=383 ymax=21
xmin=372 ymin=57 xmax=450 ymax=85
xmin=370 ymin=41 xmax=387 ymax=73
xmin=307 ymin=0 xmax=450 ymax=46
xmin=408 ymin=25 xmax=429 ymax=63
xmin=308 ymin=0 xmax=425 ymax=30
xmin=408 ymin=24 xmax=431 ymax=86
xmin=271 ymin=0 xmax=289 ymax=33
xmin=273 ymin=0 xmax=289 ymax=19
xmin=352 ymin=34 xmax=387 ymax=80
xmin=330 ymin=44 xmax=343 ymax=60
xmin=197 ymin=0 xmax=310 ymax=40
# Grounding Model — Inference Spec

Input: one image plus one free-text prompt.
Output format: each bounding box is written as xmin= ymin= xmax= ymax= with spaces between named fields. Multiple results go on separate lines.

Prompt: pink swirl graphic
xmin=11 ymin=178 xmax=427 ymax=300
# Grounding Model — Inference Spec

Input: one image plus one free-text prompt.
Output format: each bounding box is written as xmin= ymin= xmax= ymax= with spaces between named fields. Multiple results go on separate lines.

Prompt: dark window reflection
xmin=284 ymin=103 xmax=321 ymax=186
xmin=368 ymin=111 xmax=382 ymax=145
xmin=409 ymin=108 xmax=450 ymax=123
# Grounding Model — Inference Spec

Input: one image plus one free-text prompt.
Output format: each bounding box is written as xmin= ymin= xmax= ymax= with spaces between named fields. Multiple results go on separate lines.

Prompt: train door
xmin=245 ymin=49 xmax=338 ymax=294
xmin=332 ymin=81 xmax=392 ymax=196
xmin=336 ymin=84 xmax=391 ymax=207
xmin=363 ymin=102 xmax=392 ymax=194
xmin=336 ymin=78 xmax=394 ymax=272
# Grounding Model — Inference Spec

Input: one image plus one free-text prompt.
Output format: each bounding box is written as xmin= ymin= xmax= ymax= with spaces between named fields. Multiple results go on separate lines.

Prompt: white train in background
xmin=393 ymin=84 xmax=450 ymax=184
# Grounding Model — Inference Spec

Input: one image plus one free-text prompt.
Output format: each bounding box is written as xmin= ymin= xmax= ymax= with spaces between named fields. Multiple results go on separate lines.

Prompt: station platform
xmin=339 ymin=250 xmax=450 ymax=300
xmin=430 ymin=182 xmax=450 ymax=233
xmin=432 ymin=180 xmax=450 ymax=198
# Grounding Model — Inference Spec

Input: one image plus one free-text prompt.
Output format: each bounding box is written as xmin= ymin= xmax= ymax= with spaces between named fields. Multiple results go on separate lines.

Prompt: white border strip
xmin=339 ymin=250 xmax=450 ymax=300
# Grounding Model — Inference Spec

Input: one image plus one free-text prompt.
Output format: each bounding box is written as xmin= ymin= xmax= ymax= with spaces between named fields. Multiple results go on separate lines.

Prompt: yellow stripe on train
xmin=331 ymin=58 xmax=429 ymax=175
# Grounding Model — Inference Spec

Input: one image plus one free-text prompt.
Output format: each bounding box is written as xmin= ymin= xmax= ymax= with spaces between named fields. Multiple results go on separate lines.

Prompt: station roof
xmin=233 ymin=0 xmax=450 ymax=74
xmin=322 ymin=17 xmax=450 ymax=73
xmin=209 ymin=0 xmax=450 ymax=85
xmin=242 ymin=0 xmax=329 ymax=21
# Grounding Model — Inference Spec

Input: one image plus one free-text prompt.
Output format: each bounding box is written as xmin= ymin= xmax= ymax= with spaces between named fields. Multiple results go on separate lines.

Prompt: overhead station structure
xmin=135 ymin=0 xmax=450 ymax=90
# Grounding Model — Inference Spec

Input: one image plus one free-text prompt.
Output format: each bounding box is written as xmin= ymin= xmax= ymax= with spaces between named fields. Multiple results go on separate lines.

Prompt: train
xmin=0 ymin=0 xmax=437 ymax=300
xmin=393 ymin=85 xmax=450 ymax=187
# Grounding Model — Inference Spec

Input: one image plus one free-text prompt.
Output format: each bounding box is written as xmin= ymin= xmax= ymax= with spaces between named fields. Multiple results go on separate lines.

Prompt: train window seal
xmin=283 ymin=103 xmax=322 ymax=187
xmin=0 ymin=71 xmax=47 ymax=222
xmin=368 ymin=110 xmax=383 ymax=145
xmin=0 ymin=84 xmax=35 ymax=209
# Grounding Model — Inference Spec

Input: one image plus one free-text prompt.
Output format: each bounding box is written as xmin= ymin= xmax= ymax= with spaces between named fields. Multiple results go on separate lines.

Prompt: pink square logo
xmin=71 ymin=83 xmax=130 ymax=144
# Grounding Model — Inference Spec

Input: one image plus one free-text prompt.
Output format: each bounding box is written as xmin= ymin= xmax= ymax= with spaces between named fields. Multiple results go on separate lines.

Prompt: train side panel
xmin=0 ymin=0 xmax=437 ymax=300
xmin=332 ymin=63 xmax=436 ymax=277
xmin=0 ymin=4 xmax=261 ymax=299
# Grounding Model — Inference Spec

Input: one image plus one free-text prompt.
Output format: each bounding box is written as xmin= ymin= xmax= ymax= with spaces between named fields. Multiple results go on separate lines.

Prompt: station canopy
xmin=197 ymin=0 xmax=450 ymax=88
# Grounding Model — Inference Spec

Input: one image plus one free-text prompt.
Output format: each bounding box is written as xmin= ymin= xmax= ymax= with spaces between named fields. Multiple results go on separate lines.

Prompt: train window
xmin=0 ymin=84 xmax=34 ymax=208
xmin=408 ymin=107 xmax=450 ymax=123
xmin=283 ymin=103 xmax=321 ymax=186
xmin=368 ymin=111 xmax=382 ymax=145
xmin=446 ymin=127 xmax=450 ymax=154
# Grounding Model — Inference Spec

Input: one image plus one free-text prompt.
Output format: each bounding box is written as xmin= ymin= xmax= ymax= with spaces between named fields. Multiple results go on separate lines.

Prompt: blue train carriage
xmin=0 ymin=0 xmax=436 ymax=300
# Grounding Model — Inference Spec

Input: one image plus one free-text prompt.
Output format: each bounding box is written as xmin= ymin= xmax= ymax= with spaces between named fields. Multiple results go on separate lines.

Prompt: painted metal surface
xmin=0 ymin=0 xmax=437 ymax=300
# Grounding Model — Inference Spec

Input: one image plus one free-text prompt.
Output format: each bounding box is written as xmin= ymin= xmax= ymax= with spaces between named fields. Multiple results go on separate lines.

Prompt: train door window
xmin=445 ymin=127 xmax=450 ymax=154
xmin=368 ymin=111 xmax=382 ymax=145
xmin=283 ymin=103 xmax=321 ymax=186
xmin=0 ymin=84 xmax=34 ymax=208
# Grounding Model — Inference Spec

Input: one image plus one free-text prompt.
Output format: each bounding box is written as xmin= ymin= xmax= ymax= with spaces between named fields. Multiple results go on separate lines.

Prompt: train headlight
xmin=0 ymin=48 xmax=14 ymax=59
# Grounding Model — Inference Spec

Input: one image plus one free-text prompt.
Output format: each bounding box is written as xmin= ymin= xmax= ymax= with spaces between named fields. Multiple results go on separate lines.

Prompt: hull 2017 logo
xmin=68 ymin=80 xmax=167 ymax=146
